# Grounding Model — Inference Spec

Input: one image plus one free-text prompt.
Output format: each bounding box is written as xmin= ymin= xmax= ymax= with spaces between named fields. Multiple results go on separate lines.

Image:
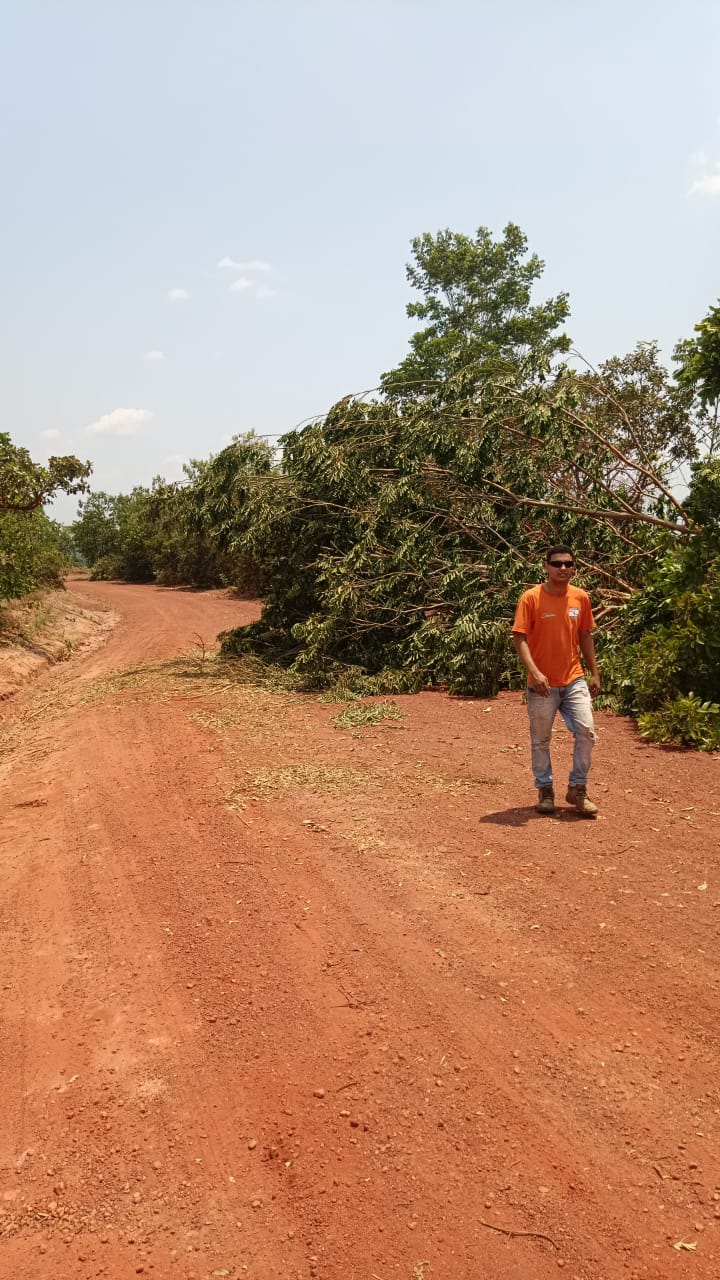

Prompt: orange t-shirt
xmin=512 ymin=584 xmax=594 ymax=688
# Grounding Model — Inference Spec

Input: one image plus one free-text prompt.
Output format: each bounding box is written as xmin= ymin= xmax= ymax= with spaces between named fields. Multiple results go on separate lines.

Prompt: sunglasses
xmin=549 ymin=560 xmax=574 ymax=569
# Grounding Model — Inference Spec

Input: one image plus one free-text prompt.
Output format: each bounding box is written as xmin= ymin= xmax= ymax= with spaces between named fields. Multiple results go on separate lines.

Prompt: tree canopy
xmin=1 ymin=433 xmax=90 ymax=600
xmin=381 ymin=223 xmax=570 ymax=396
xmin=0 ymin=433 xmax=90 ymax=513
xmin=674 ymin=300 xmax=720 ymax=408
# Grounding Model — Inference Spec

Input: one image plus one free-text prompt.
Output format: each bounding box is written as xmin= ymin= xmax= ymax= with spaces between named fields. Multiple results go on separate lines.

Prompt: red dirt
xmin=1 ymin=580 xmax=719 ymax=1280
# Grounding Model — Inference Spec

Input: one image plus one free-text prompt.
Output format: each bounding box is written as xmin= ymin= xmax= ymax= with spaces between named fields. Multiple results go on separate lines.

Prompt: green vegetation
xmin=598 ymin=458 xmax=720 ymax=748
xmin=0 ymin=433 xmax=90 ymax=601
xmin=380 ymin=223 xmax=571 ymax=395
xmin=216 ymin=235 xmax=715 ymax=726
xmin=72 ymin=432 xmax=273 ymax=590
xmin=5 ymin=224 xmax=720 ymax=752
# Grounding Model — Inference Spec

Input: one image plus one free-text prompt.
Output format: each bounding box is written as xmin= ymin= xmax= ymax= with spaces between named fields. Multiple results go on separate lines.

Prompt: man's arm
xmin=579 ymin=630 xmax=601 ymax=698
xmin=512 ymin=633 xmax=551 ymax=697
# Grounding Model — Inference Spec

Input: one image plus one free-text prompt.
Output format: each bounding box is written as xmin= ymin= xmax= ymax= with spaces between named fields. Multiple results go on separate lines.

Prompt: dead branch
xmin=478 ymin=1218 xmax=559 ymax=1250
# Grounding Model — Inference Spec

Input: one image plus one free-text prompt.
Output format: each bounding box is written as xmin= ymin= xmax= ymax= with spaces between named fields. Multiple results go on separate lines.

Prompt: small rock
xmin=313 ymin=1089 xmax=325 ymax=1100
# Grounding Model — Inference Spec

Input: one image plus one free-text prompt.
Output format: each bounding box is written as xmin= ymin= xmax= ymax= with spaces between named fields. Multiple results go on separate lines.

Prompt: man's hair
xmin=546 ymin=544 xmax=574 ymax=563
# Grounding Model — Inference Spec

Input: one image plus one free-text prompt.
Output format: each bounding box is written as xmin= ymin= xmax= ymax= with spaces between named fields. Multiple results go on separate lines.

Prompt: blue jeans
xmin=527 ymin=677 xmax=596 ymax=790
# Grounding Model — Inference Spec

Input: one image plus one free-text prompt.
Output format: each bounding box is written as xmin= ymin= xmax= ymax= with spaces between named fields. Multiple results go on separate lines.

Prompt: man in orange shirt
xmin=511 ymin=545 xmax=601 ymax=817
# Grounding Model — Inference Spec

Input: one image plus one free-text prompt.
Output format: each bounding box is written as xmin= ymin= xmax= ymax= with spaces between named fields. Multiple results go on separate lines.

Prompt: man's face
xmin=546 ymin=554 xmax=575 ymax=586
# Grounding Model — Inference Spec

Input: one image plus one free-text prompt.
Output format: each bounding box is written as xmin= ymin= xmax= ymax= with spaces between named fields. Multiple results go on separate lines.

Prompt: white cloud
xmin=217 ymin=256 xmax=271 ymax=273
xmin=168 ymin=287 xmax=189 ymax=302
xmin=689 ymin=145 xmax=720 ymax=196
xmin=85 ymin=408 xmax=154 ymax=437
xmin=257 ymin=286 xmax=278 ymax=299
xmin=41 ymin=428 xmax=61 ymax=440
xmin=230 ymin=275 xmax=253 ymax=292
xmin=690 ymin=165 xmax=720 ymax=195
xmin=143 ymin=349 xmax=165 ymax=362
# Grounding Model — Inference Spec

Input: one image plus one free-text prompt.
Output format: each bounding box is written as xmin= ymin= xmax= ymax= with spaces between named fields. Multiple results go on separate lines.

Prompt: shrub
xmin=90 ymin=555 xmax=125 ymax=581
xmin=638 ymin=693 xmax=720 ymax=751
xmin=1 ymin=510 xmax=74 ymax=599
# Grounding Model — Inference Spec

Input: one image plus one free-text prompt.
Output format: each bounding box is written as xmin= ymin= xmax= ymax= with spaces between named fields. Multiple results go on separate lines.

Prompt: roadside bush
xmin=638 ymin=694 xmax=720 ymax=751
xmin=601 ymin=459 xmax=720 ymax=745
xmin=0 ymin=510 xmax=73 ymax=599
xmin=90 ymin=554 xmax=125 ymax=581
xmin=1 ymin=430 xmax=89 ymax=600
xmin=616 ymin=627 xmax=683 ymax=713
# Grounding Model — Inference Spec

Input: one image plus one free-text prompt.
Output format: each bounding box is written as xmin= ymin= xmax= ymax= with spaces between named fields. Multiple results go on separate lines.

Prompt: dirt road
xmin=1 ymin=581 xmax=719 ymax=1280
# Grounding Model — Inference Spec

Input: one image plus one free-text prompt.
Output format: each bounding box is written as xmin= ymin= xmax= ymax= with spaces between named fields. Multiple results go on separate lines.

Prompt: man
xmin=511 ymin=545 xmax=601 ymax=817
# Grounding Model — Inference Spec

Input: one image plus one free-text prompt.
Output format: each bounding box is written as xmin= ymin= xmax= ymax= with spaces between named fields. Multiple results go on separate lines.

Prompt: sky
xmin=2 ymin=0 xmax=719 ymax=522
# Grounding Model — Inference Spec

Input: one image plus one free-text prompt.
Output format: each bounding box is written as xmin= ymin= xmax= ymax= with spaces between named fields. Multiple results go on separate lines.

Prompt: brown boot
xmin=566 ymin=785 xmax=598 ymax=817
xmin=536 ymin=786 xmax=555 ymax=814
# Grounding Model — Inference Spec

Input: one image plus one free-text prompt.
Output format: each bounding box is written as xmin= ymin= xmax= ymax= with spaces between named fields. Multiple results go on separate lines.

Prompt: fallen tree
xmin=219 ymin=356 xmax=701 ymax=696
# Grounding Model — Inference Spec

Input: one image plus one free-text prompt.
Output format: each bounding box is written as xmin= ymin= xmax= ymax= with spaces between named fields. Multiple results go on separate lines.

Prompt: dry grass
xmin=187 ymin=707 xmax=262 ymax=733
xmin=423 ymin=771 xmax=497 ymax=794
xmin=223 ymin=760 xmax=496 ymax=810
xmin=76 ymin=655 xmax=239 ymax=706
xmin=0 ymin=651 xmax=289 ymax=761
xmin=332 ymin=700 xmax=404 ymax=730
xmin=2 ymin=647 xmax=498 ymax=819
xmin=224 ymin=764 xmax=374 ymax=809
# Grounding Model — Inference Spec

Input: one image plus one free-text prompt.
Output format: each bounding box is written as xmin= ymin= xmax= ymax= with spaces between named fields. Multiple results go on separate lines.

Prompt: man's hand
xmin=579 ymin=632 xmax=600 ymax=699
xmin=512 ymin=634 xmax=551 ymax=696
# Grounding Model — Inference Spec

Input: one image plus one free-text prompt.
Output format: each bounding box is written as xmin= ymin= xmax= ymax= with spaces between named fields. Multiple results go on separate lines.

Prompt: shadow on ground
xmin=480 ymin=806 xmax=592 ymax=826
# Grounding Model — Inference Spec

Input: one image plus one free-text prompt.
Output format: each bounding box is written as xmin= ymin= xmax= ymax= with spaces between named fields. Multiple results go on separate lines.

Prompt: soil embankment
xmin=0 ymin=584 xmax=115 ymax=701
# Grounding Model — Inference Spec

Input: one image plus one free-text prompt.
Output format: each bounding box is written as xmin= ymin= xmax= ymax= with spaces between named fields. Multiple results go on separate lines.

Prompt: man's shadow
xmin=479 ymin=807 xmax=590 ymax=827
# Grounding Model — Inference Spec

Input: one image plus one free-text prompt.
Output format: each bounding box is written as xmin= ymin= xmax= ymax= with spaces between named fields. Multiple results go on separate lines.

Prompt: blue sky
xmin=2 ymin=0 xmax=719 ymax=521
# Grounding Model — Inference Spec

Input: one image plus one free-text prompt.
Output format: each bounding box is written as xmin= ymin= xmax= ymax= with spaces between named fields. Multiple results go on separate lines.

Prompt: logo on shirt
xmin=568 ymin=607 xmax=580 ymax=618
xmin=541 ymin=612 xmax=556 ymax=619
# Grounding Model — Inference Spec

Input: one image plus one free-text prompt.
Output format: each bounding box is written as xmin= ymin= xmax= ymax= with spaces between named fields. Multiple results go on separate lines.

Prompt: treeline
xmin=5 ymin=224 xmax=720 ymax=748
xmin=72 ymin=432 xmax=273 ymax=593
